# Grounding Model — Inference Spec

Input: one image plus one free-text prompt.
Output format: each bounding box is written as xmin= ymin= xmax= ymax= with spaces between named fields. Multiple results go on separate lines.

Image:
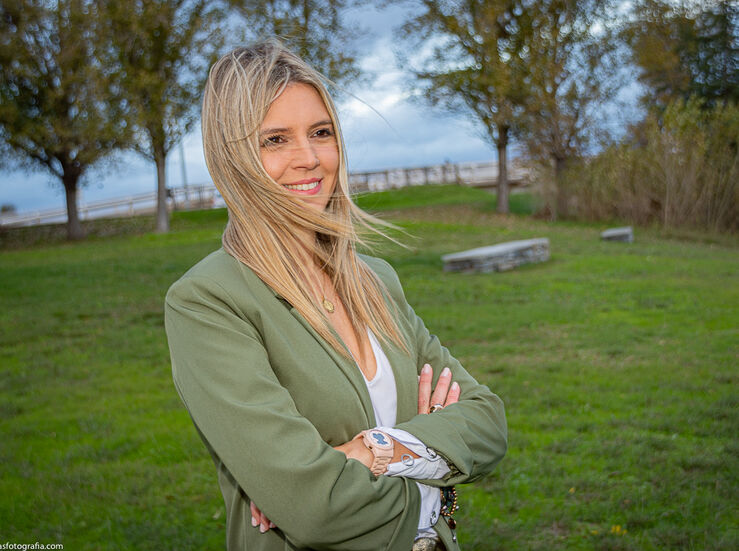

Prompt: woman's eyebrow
xmin=309 ymin=119 xmax=333 ymax=129
xmin=259 ymin=126 xmax=290 ymax=136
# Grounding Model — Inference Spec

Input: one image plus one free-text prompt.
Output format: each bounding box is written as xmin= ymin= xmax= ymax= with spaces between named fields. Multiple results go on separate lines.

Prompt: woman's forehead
xmin=262 ymin=83 xmax=332 ymax=125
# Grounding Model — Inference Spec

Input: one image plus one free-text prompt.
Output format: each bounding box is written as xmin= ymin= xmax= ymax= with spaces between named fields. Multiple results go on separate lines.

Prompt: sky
xmin=0 ymin=3 xmax=639 ymax=214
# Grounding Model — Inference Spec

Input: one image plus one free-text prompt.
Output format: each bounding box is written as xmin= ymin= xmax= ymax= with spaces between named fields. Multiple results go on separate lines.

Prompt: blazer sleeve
xmin=373 ymin=258 xmax=508 ymax=487
xmin=164 ymin=274 xmax=420 ymax=551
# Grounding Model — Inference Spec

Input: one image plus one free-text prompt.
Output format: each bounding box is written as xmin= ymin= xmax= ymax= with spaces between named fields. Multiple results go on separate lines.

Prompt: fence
xmin=1 ymin=160 xmax=530 ymax=228
xmin=0 ymin=184 xmax=221 ymax=228
xmin=349 ymin=159 xmax=529 ymax=193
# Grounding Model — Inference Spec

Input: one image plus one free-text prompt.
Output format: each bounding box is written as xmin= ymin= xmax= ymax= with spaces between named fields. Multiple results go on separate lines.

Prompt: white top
xmin=362 ymin=328 xmax=398 ymax=427
xmin=362 ymin=328 xmax=451 ymax=537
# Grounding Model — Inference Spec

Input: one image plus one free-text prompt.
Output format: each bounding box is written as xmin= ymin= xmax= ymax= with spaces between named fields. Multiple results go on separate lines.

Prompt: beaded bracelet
xmin=440 ymin=486 xmax=459 ymax=530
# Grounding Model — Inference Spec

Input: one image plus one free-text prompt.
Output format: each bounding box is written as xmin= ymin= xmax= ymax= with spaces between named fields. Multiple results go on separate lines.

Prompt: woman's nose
xmin=291 ymin=139 xmax=320 ymax=169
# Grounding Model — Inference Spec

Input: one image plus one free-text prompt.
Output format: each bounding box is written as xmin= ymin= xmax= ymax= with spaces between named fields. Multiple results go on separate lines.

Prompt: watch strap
xmin=362 ymin=430 xmax=394 ymax=476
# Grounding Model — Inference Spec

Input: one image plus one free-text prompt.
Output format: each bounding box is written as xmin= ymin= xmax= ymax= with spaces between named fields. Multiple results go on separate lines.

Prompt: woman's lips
xmin=282 ymin=178 xmax=322 ymax=195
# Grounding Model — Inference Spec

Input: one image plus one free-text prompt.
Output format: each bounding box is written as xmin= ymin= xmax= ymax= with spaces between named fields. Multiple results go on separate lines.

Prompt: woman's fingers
xmin=429 ymin=367 xmax=452 ymax=410
xmin=250 ymin=501 xmax=274 ymax=533
xmin=417 ymin=363 xmax=432 ymax=414
xmin=420 ymin=365 xmax=461 ymax=413
xmin=445 ymin=381 xmax=461 ymax=406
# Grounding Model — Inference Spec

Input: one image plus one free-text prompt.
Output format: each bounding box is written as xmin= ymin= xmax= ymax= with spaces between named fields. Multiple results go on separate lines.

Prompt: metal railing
xmin=348 ymin=159 xmax=529 ymax=193
xmin=0 ymin=184 xmax=222 ymax=228
xmin=1 ymin=160 xmax=530 ymax=228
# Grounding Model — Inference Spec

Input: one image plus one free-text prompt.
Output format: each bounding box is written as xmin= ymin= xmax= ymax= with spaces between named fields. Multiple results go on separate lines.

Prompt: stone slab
xmin=441 ymin=238 xmax=550 ymax=273
xmin=601 ymin=226 xmax=634 ymax=242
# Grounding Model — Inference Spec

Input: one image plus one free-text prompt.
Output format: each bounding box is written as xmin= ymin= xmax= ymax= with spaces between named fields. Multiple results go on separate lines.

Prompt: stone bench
xmin=441 ymin=238 xmax=550 ymax=273
xmin=601 ymin=226 xmax=634 ymax=243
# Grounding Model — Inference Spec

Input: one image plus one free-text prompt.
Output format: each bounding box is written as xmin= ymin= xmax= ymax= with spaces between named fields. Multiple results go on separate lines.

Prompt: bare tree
xmin=516 ymin=0 xmax=619 ymax=219
xmin=396 ymin=0 xmax=529 ymax=214
xmin=101 ymin=0 xmax=222 ymax=233
xmin=0 ymin=0 xmax=130 ymax=240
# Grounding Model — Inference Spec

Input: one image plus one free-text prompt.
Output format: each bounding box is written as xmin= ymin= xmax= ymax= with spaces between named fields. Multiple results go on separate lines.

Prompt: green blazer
xmin=165 ymin=248 xmax=507 ymax=551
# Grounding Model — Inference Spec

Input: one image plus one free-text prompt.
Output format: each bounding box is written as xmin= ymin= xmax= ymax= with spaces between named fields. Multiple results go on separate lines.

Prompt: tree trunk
xmin=554 ymin=156 xmax=568 ymax=220
xmin=63 ymin=174 xmax=85 ymax=240
xmin=155 ymin=148 xmax=169 ymax=233
xmin=496 ymin=127 xmax=510 ymax=214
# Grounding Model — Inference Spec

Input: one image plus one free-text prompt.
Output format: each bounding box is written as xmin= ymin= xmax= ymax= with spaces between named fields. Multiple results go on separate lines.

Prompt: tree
xmin=226 ymin=0 xmax=361 ymax=85
xmin=397 ymin=0 xmax=529 ymax=214
xmin=102 ymin=0 xmax=222 ymax=233
xmin=0 ymin=0 xmax=130 ymax=240
xmin=625 ymin=0 xmax=738 ymax=111
xmin=517 ymin=0 xmax=618 ymax=219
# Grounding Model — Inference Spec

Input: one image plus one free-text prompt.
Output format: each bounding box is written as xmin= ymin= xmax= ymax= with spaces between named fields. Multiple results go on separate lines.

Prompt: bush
xmin=565 ymin=97 xmax=738 ymax=232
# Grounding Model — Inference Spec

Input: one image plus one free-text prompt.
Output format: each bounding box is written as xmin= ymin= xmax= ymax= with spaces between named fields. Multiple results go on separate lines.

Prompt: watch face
xmin=368 ymin=431 xmax=393 ymax=450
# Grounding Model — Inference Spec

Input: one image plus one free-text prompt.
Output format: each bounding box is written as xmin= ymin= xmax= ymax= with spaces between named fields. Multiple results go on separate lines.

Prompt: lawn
xmin=1 ymin=185 xmax=736 ymax=550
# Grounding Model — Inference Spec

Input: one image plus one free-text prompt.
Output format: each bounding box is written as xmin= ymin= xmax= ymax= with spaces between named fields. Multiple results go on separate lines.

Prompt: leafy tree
xmin=101 ymin=0 xmax=222 ymax=233
xmin=0 ymin=0 xmax=130 ymax=240
xmin=625 ymin=0 xmax=738 ymax=110
xmin=517 ymin=0 xmax=618 ymax=219
xmin=227 ymin=0 xmax=362 ymax=85
xmin=397 ymin=0 xmax=529 ymax=214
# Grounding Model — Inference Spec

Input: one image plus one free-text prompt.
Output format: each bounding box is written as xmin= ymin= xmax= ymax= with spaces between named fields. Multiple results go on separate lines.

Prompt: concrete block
xmin=442 ymin=238 xmax=550 ymax=273
xmin=601 ymin=226 xmax=634 ymax=243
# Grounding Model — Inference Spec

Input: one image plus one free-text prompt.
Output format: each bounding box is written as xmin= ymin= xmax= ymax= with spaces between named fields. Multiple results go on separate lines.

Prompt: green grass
xmin=1 ymin=186 xmax=737 ymax=550
xmin=354 ymin=184 xmax=538 ymax=215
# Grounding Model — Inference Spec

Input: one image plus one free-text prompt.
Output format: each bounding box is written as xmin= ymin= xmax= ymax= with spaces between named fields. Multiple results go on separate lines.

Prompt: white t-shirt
xmin=362 ymin=328 xmax=451 ymax=537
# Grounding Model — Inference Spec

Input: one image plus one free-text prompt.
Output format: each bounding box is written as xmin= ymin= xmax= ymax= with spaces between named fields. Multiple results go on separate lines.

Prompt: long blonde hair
xmin=201 ymin=40 xmax=409 ymax=358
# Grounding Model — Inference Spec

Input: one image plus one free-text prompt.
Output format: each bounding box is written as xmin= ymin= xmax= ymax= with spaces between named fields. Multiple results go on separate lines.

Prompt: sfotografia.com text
xmin=1 ymin=544 xmax=63 ymax=550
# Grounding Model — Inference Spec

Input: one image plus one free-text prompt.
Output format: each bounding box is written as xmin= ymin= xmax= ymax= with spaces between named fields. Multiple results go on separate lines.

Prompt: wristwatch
xmin=362 ymin=429 xmax=394 ymax=475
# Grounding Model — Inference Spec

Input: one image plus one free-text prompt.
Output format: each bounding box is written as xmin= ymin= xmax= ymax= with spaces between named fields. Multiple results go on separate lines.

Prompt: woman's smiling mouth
xmin=282 ymin=178 xmax=322 ymax=194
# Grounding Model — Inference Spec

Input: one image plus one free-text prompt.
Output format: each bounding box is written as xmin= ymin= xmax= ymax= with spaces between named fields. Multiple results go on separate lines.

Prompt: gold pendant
xmin=322 ymin=297 xmax=335 ymax=313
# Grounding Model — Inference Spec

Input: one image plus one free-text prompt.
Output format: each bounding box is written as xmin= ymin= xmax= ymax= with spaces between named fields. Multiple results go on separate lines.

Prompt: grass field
xmin=1 ymin=185 xmax=736 ymax=550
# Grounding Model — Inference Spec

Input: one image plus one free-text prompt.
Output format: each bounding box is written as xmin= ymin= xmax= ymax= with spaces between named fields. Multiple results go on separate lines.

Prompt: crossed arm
xmin=250 ymin=363 xmax=462 ymax=533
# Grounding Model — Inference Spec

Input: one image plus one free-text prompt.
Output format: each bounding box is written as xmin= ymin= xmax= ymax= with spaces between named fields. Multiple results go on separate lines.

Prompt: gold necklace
xmin=321 ymin=296 xmax=335 ymax=314
xmin=311 ymin=268 xmax=335 ymax=314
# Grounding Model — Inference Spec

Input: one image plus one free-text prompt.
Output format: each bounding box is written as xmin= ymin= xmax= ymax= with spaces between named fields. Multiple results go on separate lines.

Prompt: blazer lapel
xmin=258 ymin=267 xmax=415 ymax=429
xmin=277 ymin=295 xmax=377 ymax=428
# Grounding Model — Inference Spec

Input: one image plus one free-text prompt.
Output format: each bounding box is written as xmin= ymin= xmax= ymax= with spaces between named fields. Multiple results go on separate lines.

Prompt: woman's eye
xmin=314 ymin=127 xmax=335 ymax=138
xmin=262 ymin=135 xmax=285 ymax=147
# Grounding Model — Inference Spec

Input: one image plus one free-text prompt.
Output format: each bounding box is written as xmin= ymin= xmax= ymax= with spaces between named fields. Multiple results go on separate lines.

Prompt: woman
xmin=165 ymin=40 xmax=507 ymax=551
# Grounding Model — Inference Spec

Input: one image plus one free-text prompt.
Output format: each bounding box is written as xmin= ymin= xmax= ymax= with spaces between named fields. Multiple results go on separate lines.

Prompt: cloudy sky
xmin=0 ymin=3 xmax=637 ymax=214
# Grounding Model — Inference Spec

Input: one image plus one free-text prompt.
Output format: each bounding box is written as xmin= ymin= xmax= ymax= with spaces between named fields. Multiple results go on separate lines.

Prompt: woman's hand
xmin=250 ymin=500 xmax=276 ymax=533
xmin=333 ymin=433 xmax=374 ymax=467
xmin=418 ymin=363 xmax=460 ymax=415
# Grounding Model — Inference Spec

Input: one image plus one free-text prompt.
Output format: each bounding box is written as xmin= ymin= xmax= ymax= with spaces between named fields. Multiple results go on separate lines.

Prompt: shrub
xmin=563 ymin=97 xmax=738 ymax=232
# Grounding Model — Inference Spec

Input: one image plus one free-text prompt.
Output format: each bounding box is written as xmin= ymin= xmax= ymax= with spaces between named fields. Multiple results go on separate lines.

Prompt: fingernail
xmin=269 ymin=522 xmax=276 ymax=528
xmin=451 ymin=382 xmax=459 ymax=391
xmin=422 ymin=364 xmax=431 ymax=374
xmin=260 ymin=524 xmax=268 ymax=533
xmin=441 ymin=367 xmax=451 ymax=377
xmin=251 ymin=516 xmax=258 ymax=527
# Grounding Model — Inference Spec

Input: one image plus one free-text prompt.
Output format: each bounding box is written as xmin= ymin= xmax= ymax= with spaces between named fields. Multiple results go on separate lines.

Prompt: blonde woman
xmin=164 ymin=40 xmax=507 ymax=551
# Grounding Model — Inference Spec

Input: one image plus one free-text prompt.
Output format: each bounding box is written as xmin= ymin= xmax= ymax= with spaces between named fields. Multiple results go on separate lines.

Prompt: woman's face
xmin=259 ymin=82 xmax=339 ymax=212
